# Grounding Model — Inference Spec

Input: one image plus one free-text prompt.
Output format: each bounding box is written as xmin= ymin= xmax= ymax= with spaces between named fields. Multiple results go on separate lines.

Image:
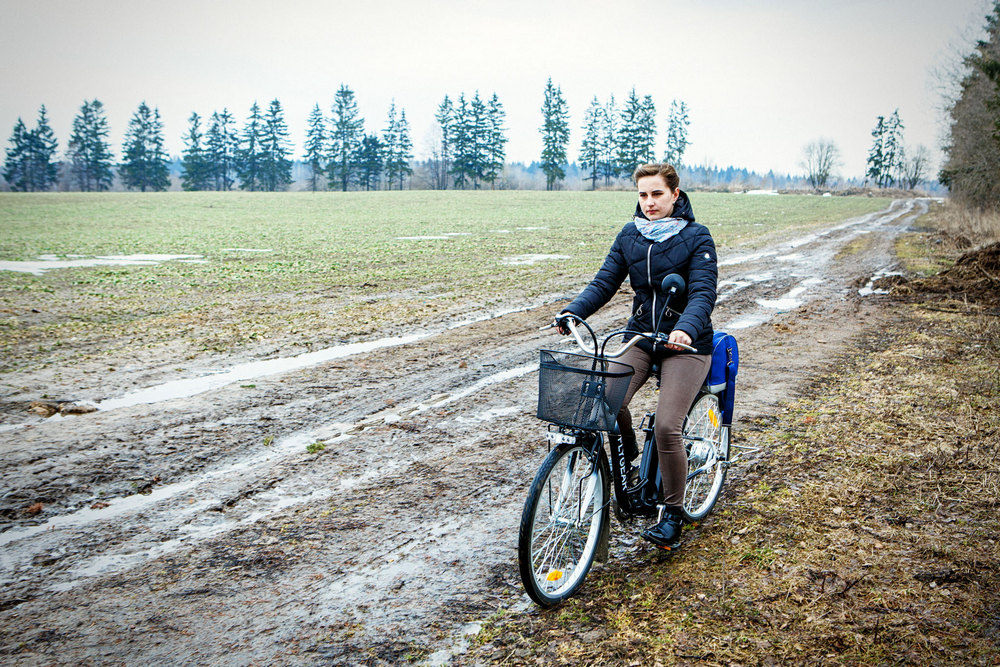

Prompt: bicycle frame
xmin=546 ymin=315 xmax=695 ymax=521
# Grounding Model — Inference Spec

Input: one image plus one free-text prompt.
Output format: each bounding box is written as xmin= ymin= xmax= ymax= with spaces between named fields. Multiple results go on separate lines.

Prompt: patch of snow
xmin=502 ymin=254 xmax=570 ymax=265
xmin=0 ymin=254 xmax=203 ymax=275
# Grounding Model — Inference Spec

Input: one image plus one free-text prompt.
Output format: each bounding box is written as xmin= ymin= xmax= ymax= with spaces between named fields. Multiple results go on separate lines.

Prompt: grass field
xmin=0 ymin=191 xmax=892 ymax=370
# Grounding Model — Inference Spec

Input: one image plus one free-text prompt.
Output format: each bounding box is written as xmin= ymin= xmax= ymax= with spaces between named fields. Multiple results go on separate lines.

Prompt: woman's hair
xmin=633 ymin=163 xmax=680 ymax=191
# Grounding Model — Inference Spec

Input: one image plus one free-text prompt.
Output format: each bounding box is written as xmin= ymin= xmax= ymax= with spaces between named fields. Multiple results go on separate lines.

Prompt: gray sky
xmin=1 ymin=0 xmax=991 ymax=180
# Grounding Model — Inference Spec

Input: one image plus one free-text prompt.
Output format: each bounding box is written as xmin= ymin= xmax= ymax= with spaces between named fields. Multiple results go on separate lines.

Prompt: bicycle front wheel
xmin=518 ymin=440 xmax=609 ymax=607
xmin=681 ymin=394 xmax=729 ymax=521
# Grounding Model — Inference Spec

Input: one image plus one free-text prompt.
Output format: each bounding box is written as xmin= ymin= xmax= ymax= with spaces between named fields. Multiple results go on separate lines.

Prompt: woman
xmin=556 ymin=163 xmax=717 ymax=551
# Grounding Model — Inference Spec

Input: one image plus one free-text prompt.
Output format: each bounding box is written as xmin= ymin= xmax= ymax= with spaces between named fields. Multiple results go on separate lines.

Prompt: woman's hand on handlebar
xmin=554 ymin=311 xmax=575 ymax=336
xmin=666 ymin=329 xmax=693 ymax=352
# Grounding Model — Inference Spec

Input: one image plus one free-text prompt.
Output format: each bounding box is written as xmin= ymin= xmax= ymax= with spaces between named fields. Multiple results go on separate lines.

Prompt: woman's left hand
xmin=667 ymin=329 xmax=693 ymax=351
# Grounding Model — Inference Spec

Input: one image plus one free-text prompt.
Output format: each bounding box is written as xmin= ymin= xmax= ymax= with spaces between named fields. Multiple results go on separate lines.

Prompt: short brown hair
xmin=633 ymin=163 xmax=680 ymax=191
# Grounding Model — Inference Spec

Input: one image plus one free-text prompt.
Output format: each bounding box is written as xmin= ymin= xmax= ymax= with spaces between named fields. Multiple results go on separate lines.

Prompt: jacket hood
xmin=633 ymin=188 xmax=695 ymax=223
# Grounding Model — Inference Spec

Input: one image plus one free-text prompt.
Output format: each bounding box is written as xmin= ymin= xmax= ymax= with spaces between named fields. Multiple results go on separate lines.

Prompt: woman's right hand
xmin=554 ymin=312 xmax=574 ymax=335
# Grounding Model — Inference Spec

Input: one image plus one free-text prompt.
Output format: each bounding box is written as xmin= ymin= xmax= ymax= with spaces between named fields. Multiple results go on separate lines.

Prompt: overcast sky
xmin=1 ymin=0 xmax=992 ymax=180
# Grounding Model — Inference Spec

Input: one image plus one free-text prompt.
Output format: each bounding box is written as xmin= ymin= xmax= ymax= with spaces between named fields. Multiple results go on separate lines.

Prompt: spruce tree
xmin=639 ymin=94 xmax=657 ymax=164
xmin=67 ymin=99 xmax=114 ymax=191
xmin=328 ymin=84 xmax=364 ymax=191
xmin=205 ymin=109 xmax=239 ymax=190
xmin=357 ymin=134 xmax=383 ymax=191
xmin=866 ymin=111 xmax=904 ymax=189
xmin=616 ymin=89 xmax=656 ymax=178
xmin=383 ymin=103 xmax=413 ymax=190
xmin=579 ymin=97 xmax=603 ymax=190
xmin=181 ymin=112 xmax=212 ymax=191
xmin=663 ymin=99 xmax=691 ymax=168
xmin=382 ymin=101 xmax=400 ymax=190
xmin=882 ymin=110 xmax=904 ymax=188
xmin=395 ymin=109 xmax=413 ymax=190
xmin=468 ymin=92 xmax=489 ymax=188
xmin=237 ymin=102 xmax=265 ymax=191
xmin=450 ymin=94 xmax=472 ymax=189
xmin=866 ymin=115 xmax=886 ymax=187
xmin=25 ymin=106 xmax=59 ymax=191
xmin=599 ymin=95 xmax=618 ymax=186
xmin=484 ymin=93 xmax=507 ymax=188
xmin=539 ymin=78 xmax=570 ymax=190
xmin=3 ymin=118 xmax=31 ymax=191
xmin=303 ymin=103 xmax=327 ymax=191
xmin=119 ymin=102 xmax=170 ymax=192
xmin=260 ymin=99 xmax=292 ymax=192
xmin=433 ymin=96 xmax=454 ymax=189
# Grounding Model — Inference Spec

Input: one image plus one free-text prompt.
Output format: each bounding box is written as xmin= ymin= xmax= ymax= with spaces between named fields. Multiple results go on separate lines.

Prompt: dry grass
xmin=462 ymin=237 xmax=1000 ymax=666
xmin=924 ymin=202 xmax=1000 ymax=247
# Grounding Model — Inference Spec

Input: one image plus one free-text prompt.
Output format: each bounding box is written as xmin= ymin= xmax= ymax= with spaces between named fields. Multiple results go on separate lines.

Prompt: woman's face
xmin=637 ymin=174 xmax=679 ymax=220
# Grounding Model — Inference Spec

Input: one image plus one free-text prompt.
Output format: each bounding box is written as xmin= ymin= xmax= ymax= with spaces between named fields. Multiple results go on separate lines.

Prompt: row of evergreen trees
xmin=2 ymin=87 xmax=414 ymax=193
xmin=3 ymin=80 xmax=696 ymax=193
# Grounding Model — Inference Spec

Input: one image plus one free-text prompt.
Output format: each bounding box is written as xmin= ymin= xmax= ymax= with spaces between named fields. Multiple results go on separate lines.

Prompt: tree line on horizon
xmin=4 ymin=76 xmax=949 ymax=194
xmin=1 ymin=79 xmax=694 ymax=194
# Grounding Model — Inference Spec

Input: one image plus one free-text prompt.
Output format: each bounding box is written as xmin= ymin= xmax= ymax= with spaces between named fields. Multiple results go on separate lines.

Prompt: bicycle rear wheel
xmin=681 ymin=394 xmax=729 ymax=521
xmin=518 ymin=440 xmax=609 ymax=607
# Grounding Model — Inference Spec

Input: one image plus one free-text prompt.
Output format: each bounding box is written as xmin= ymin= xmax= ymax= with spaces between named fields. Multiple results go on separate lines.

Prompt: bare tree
xmin=899 ymin=144 xmax=932 ymax=189
xmin=801 ymin=138 xmax=841 ymax=190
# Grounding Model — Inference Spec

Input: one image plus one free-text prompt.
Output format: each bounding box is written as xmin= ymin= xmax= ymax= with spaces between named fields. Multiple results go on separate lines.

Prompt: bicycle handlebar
xmin=551 ymin=313 xmax=698 ymax=357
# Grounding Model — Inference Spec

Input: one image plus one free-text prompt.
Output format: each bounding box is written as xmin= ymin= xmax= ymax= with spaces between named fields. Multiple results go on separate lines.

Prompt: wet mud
xmin=0 ymin=199 xmax=928 ymax=665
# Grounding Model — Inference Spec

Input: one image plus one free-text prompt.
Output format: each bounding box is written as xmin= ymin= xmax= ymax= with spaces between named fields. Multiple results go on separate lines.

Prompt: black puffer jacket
xmin=563 ymin=190 xmax=718 ymax=356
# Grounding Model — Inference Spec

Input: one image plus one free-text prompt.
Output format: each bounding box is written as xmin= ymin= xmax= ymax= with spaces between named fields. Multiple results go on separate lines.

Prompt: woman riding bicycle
xmin=556 ymin=162 xmax=718 ymax=551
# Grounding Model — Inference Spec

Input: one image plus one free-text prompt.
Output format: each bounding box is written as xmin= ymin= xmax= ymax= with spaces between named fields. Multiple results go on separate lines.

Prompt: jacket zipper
xmin=647 ymin=243 xmax=657 ymax=351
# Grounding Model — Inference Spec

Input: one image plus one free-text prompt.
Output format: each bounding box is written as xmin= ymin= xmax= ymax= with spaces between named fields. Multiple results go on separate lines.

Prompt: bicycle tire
xmin=518 ymin=440 xmax=610 ymax=607
xmin=681 ymin=393 xmax=729 ymax=521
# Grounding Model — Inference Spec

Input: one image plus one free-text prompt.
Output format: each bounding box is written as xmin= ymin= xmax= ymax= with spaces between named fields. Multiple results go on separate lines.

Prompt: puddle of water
xmin=718 ymin=248 xmax=779 ymax=267
xmin=396 ymin=235 xmax=452 ymax=241
xmin=502 ymin=254 xmax=570 ymax=265
xmin=424 ymin=622 xmax=483 ymax=666
xmin=721 ymin=312 xmax=773 ymax=330
xmin=858 ymin=268 xmax=904 ymax=297
xmin=1 ymin=356 xmax=538 ymax=587
xmin=416 ymin=363 xmax=536 ymax=413
xmin=97 ymin=332 xmax=431 ymax=412
xmin=716 ymin=272 xmax=774 ymax=303
xmin=0 ymin=254 xmax=203 ymax=275
xmin=756 ymin=278 xmax=822 ymax=310
xmin=450 ymin=405 xmax=522 ymax=424
xmin=395 ymin=232 xmax=472 ymax=240
xmin=720 ymin=278 xmax=824 ymax=330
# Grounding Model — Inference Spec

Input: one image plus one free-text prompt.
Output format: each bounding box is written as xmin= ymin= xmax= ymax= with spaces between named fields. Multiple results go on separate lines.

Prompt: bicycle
xmin=517 ymin=274 xmax=743 ymax=607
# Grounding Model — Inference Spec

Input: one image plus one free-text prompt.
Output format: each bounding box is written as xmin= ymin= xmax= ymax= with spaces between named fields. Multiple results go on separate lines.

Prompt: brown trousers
xmin=617 ymin=347 xmax=711 ymax=507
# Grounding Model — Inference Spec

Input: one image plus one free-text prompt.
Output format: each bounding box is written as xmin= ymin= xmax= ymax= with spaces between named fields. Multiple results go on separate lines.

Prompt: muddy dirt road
xmin=0 ymin=199 xmax=928 ymax=665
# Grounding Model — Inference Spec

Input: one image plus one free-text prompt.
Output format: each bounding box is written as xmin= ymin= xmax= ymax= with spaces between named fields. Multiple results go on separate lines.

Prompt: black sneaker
xmin=641 ymin=510 xmax=684 ymax=551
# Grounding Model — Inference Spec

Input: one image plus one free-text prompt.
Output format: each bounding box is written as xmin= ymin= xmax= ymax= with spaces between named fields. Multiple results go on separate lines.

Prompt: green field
xmin=0 ymin=191 xmax=892 ymax=370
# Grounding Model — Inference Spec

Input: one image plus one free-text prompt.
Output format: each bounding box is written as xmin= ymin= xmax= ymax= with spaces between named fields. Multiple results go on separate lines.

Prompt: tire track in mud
xmin=0 ymin=199 xmax=928 ymax=665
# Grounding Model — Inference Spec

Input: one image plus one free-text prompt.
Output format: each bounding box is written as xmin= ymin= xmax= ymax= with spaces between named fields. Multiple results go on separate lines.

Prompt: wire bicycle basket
xmin=536 ymin=350 xmax=635 ymax=431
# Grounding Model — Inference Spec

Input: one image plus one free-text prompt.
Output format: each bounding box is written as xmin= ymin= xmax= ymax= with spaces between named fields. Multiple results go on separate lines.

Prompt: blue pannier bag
xmin=705 ymin=331 xmax=738 ymax=425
